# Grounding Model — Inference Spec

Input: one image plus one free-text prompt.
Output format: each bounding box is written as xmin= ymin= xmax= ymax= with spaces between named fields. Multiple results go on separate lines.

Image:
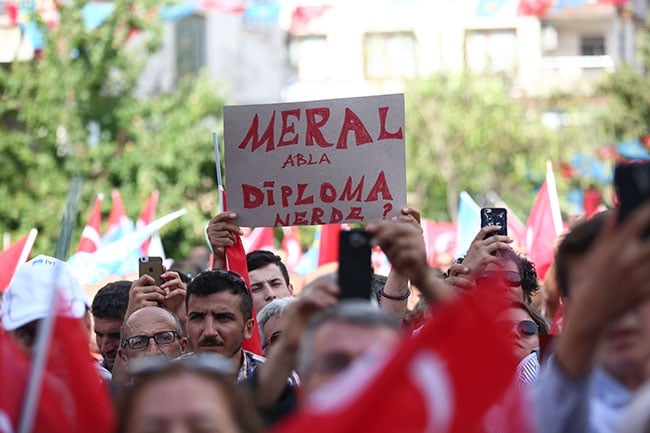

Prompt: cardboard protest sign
xmin=223 ymin=94 xmax=406 ymax=227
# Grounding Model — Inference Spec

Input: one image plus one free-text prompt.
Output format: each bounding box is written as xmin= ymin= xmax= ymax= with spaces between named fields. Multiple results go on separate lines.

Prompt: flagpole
xmin=545 ymin=160 xmax=564 ymax=235
xmin=213 ymin=132 xmax=225 ymax=214
xmin=18 ymin=263 xmax=59 ymax=433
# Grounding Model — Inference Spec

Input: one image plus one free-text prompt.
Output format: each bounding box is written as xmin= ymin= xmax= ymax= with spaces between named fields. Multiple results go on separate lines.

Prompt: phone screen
xmin=614 ymin=161 xmax=650 ymax=238
xmin=337 ymin=229 xmax=373 ymax=301
xmin=480 ymin=207 xmax=507 ymax=238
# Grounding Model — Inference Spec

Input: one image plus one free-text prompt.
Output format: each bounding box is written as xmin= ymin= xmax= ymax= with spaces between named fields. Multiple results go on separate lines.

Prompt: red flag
xmin=317 ymin=224 xmax=342 ymax=267
xmin=0 ymin=316 xmax=116 ymax=433
xmin=525 ymin=165 xmax=563 ymax=280
xmin=75 ymin=193 xmax=104 ymax=254
xmin=272 ymin=287 xmax=524 ymax=433
xmin=517 ymin=0 xmax=552 ymax=16
xmin=200 ymin=0 xmax=246 ymax=14
xmin=281 ymin=226 xmax=303 ymax=272
xmin=0 ymin=229 xmax=37 ymax=292
xmin=242 ymin=227 xmax=276 ymax=253
xmin=221 ymin=190 xmax=264 ymax=356
xmin=583 ymin=187 xmax=603 ymax=219
xmin=422 ymin=220 xmax=457 ymax=268
xmin=136 ymin=190 xmax=159 ymax=256
xmin=102 ymin=189 xmax=134 ymax=244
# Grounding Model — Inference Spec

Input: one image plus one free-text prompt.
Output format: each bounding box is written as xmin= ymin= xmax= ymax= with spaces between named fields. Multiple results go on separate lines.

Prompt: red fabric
xmin=422 ymin=220 xmax=457 ymax=268
xmin=104 ymin=189 xmax=128 ymax=238
xmin=200 ymin=0 xmax=246 ymax=14
xmin=517 ymin=0 xmax=552 ymax=16
xmin=136 ymin=190 xmax=159 ymax=256
xmin=583 ymin=188 xmax=603 ymax=219
xmin=0 ymin=229 xmax=37 ymax=292
xmin=281 ymin=226 xmax=303 ymax=273
xmin=272 ymin=287 xmax=524 ymax=433
xmin=75 ymin=194 xmax=104 ymax=253
xmin=289 ymin=5 xmax=331 ymax=34
xmin=242 ymin=227 xmax=275 ymax=253
xmin=225 ymin=234 xmax=264 ymax=356
xmin=221 ymin=190 xmax=263 ymax=356
xmin=525 ymin=180 xmax=561 ymax=280
xmin=0 ymin=317 xmax=115 ymax=433
xmin=317 ymin=224 xmax=341 ymax=266
xmin=6 ymin=2 xmax=18 ymax=26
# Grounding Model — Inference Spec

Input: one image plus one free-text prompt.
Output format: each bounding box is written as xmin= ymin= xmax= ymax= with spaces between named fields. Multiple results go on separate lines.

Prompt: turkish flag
xmin=0 ymin=316 xmax=115 ymax=433
xmin=281 ymin=226 xmax=303 ymax=272
xmin=525 ymin=169 xmax=563 ymax=280
xmin=136 ymin=190 xmax=159 ymax=256
xmin=75 ymin=194 xmax=104 ymax=254
xmin=242 ymin=227 xmax=276 ymax=253
xmin=317 ymin=224 xmax=342 ymax=267
xmin=422 ymin=220 xmax=457 ymax=268
xmin=0 ymin=229 xmax=37 ymax=293
xmin=221 ymin=189 xmax=264 ymax=356
xmin=272 ymin=287 xmax=525 ymax=433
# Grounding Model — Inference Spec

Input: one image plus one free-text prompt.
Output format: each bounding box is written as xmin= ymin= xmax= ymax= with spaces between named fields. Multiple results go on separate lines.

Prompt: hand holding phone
xmin=480 ymin=207 xmax=507 ymax=239
xmin=337 ymin=229 xmax=373 ymax=301
xmin=139 ymin=256 xmax=164 ymax=286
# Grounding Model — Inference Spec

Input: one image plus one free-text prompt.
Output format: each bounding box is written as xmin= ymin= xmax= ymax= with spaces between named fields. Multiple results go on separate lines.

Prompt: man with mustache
xmin=185 ymin=269 xmax=271 ymax=382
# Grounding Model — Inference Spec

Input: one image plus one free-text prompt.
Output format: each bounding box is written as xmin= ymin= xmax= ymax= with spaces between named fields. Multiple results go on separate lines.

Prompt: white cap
xmin=1 ymin=255 xmax=89 ymax=331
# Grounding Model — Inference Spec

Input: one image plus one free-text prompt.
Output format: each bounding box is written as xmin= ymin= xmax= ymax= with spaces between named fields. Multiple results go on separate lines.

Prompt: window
xmin=288 ymin=35 xmax=329 ymax=81
xmin=175 ymin=14 xmax=206 ymax=79
xmin=580 ymin=37 xmax=605 ymax=56
xmin=363 ymin=31 xmax=417 ymax=80
xmin=465 ymin=29 xmax=517 ymax=74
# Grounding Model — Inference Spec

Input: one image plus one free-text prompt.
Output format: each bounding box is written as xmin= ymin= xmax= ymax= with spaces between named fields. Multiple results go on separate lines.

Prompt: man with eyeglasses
xmin=117 ymin=306 xmax=187 ymax=369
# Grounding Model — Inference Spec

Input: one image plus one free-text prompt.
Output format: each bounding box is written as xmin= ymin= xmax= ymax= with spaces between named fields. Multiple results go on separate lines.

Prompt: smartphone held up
xmin=614 ymin=161 xmax=650 ymax=238
xmin=480 ymin=207 xmax=507 ymax=238
xmin=337 ymin=229 xmax=374 ymax=301
xmin=139 ymin=256 xmax=164 ymax=286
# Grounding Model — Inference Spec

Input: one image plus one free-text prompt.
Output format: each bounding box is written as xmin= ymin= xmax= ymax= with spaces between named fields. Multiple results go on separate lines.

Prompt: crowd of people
xmin=3 ymin=199 xmax=650 ymax=433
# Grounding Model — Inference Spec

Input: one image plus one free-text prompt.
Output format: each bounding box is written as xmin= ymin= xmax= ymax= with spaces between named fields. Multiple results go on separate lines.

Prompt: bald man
xmin=118 ymin=307 xmax=188 ymax=364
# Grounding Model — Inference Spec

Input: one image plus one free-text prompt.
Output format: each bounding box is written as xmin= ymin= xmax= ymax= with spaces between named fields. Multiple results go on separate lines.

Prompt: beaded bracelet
xmin=377 ymin=287 xmax=411 ymax=301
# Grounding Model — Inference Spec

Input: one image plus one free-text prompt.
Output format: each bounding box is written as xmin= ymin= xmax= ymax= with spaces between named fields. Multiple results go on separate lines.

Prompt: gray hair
xmin=297 ymin=300 xmax=400 ymax=379
xmin=120 ymin=307 xmax=184 ymax=348
xmin=256 ymin=297 xmax=295 ymax=343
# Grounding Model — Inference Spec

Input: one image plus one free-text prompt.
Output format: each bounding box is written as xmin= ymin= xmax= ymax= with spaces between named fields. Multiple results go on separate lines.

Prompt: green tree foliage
xmin=0 ymin=0 xmax=227 ymax=259
xmin=599 ymin=20 xmax=650 ymax=140
xmin=404 ymin=72 xmax=556 ymax=221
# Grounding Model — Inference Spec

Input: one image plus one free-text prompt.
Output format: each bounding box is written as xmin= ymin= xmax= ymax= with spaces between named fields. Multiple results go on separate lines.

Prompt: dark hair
xmin=456 ymin=249 xmax=539 ymax=303
xmin=555 ymin=211 xmax=610 ymax=299
xmin=186 ymin=270 xmax=253 ymax=320
xmin=91 ymin=280 xmax=131 ymax=319
xmin=246 ymin=250 xmax=290 ymax=286
xmin=497 ymin=249 xmax=539 ymax=303
xmin=513 ymin=301 xmax=550 ymax=336
xmin=117 ymin=360 xmax=264 ymax=433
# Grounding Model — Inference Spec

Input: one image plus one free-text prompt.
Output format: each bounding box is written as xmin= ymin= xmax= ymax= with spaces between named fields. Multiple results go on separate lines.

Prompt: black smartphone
xmin=614 ymin=161 xmax=650 ymax=238
xmin=337 ymin=229 xmax=373 ymax=301
xmin=480 ymin=207 xmax=507 ymax=238
xmin=139 ymin=256 xmax=164 ymax=286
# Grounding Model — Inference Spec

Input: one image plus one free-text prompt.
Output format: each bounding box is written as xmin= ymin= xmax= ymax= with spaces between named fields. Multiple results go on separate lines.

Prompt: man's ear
xmin=243 ymin=319 xmax=255 ymax=340
xmin=118 ymin=347 xmax=127 ymax=362
xmin=180 ymin=337 xmax=188 ymax=353
xmin=288 ymin=283 xmax=294 ymax=295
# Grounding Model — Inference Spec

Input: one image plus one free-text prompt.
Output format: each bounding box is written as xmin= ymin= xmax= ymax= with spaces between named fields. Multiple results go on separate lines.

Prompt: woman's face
xmin=125 ymin=372 xmax=241 ymax=433
xmin=498 ymin=307 xmax=539 ymax=361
